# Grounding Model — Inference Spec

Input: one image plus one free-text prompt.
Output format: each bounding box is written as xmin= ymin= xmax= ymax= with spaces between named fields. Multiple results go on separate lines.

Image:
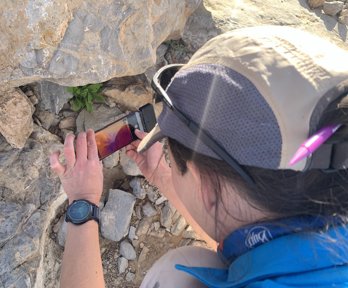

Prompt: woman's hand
xmin=49 ymin=129 xmax=103 ymax=205
xmin=126 ymin=129 xmax=171 ymax=189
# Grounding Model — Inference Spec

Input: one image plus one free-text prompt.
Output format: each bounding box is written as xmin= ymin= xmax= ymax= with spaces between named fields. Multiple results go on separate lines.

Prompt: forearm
xmin=60 ymin=221 xmax=105 ymax=288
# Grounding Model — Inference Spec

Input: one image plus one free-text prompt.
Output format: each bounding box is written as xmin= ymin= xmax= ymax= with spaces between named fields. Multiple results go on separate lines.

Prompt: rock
xmin=36 ymin=81 xmax=74 ymax=114
xmin=103 ymin=84 xmax=152 ymax=111
xmin=34 ymin=110 xmax=58 ymax=130
xmin=160 ymin=204 xmax=174 ymax=229
xmin=323 ymin=1 xmax=344 ymax=16
xmin=136 ymin=218 xmax=151 ymax=237
xmin=171 ymin=216 xmax=187 ymax=236
xmin=339 ymin=8 xmax=348 ymax=24
xmin=57 ymin=220 xmax=67 ymax=247
xmin=1 ymin=267 xmax=31 ymax=288
xmin=146 ymin=186 xmax=159 ymax=203
xmin=183 ymin=226 xmax=198 ymax=239
xmin=149 ymin=228 xmax=166 ymax=238
xmin=129 ymin=177 xmax=146 ymax=200
xmin=155 ymin=196 xmax=167 ymax=206
xmin=128 ymin=226 xmax=138 ymax=241
xmin=59 ymin=117 xmax=76 ymax=130
xmin=76 ymin=104 xmax=123 ymax=132
xmin=0 ymin=88 xmax=34 ymax=148
xmin=138 ymin=246 xmax=149 ymax=264
xmin=120 ymin=150 xmax=143 ymax=176
xmin=0 ymin=202 xmax=35 ymax=246
xmin=1 ymin=0 xmax=201 ymax=89
xmin=126 ymin=272 xmax=135 ymax=282
xmin=102 ymin=152 xmax=120 ymax=169
xmin=100 ymin=189 xmax=136 ymax=241
xmin=142 ymin=202 xmax=157 ymax=218
xmin=308 ymin=0 xmax=325 ymax=8
xmin=117 ymin=257 xmax=128 ymax=274
xmin=119 ymin=240 xmax=136 ymax=260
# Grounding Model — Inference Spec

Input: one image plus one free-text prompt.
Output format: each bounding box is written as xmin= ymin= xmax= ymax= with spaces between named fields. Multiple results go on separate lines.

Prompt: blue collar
xmin=176 ymin=217 xmax=348 ymax=288
xmin=218 ymin=215 xmax=343 ymax=265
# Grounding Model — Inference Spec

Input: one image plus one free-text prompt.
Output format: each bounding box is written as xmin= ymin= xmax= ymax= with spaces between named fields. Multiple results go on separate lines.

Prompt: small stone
xmin=339 ymin=8 xmax=348 ymax=24
xmin=126 ymin=272 xmax=135 ymax=282
xmin=34 ymin=110 xmax=57 ymax=130
xmin=171 ymin=216 xmax=187 ymax=236
xmin=59 ymin=117 xmax=76 ymax=129
xmin=182 ymin=226 xmax=198 ymax=239
xmin=117 ymin=257 xmax=128 ymax=274
xmin=307 ymin=0 xmax=325 ymax=9
xmin=120 ymin=150 xmax=143 ymax=176
xmin=100 ymin=189 xmax=136 ymax=241
xmin=142 ymin=202 xmax=157 ymax=217
xmin=153 ymin=222 xmax=160 ymax=231
xmin=160 ymin=204 xmax=174 ymax=229
xmin=155 ymin=196 xmax=167 ymax=206
xmin=138 ymin=246 xmax=149 ymax=263
xmin=135 ymin=205 xmax=142 ymax=220
xmin=120 ymin=240 xmax=136 ymax=260
xmin=139 ymin=242 xmax=145 ymax=249
xmin=146 ymin=186 xmax=159 ymax=203
xmin=57 ymin=219 xmax=68 ymax=247
xmin=102 ymin=151 xmax=120 ymax=169
xmin=149 ymin=228 xmax=166 ymax=238
xmin=136 ymin=218 xmax=151 ymax=236
xmin=128 ymin=226 xmax=138 ymax=241
xmin=129 ymin=177 xmax=146 ymax=199
xmin=28 ymin=94 xmax=39 ymax=105
xmin=323 ymin=1 xmax=344 ymax=16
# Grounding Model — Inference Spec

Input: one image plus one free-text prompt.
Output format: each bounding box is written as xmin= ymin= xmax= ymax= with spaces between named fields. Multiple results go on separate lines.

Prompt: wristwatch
xmin=65 ymin=199 xmax=100 ymax=225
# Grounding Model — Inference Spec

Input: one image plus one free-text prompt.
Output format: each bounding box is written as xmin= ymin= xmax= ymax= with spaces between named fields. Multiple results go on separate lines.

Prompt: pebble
xmin=59 ymin=117 xmax=76 ymax=129
xmin=171 ymin=216 xmax=187 ymax=236
xmin=120 ymin=150 xmax=143 ymax=176
xmin=129 ymin=177 xmax=146 ymax=199
xmin=146 ymin=186 xmax=159 ymax=203
xmin=117 ymin=257 xmax=128 ymax=274
xmin=126 ymin=272 xmax=135 ymax=282
xmin=160 ymin=204 xmax=173 ymax=229
xmin=135 ymin=205 xmax=142 ymax=220
xmin=120 ymin=240 xmax=137 ymax=260
xmin=102 ymin=152 xmax=120 ymax=169
xmin=138 ymin=246 xmax=149 ymax=263
xmin=307 ymin=0 xmax=325 ymax=9
xmin=182 ymin=226 xmax=198 ymax=239
xmin=339 ymin=8 xmax=348 ymax=24
xmin=323 ymin=1 xmax=344 ymax=16
xmin=136 ymin=218 xmax=151 ymax=236
xmin=149 ymin=228 xmax=166 ymax=238
xmin=142 ymin=202 xmax=157 ymax=217
xmin=128 ymin=226 xmax=138 ymax=241
xmin=155 ymin=196 xmax=167 ymax=206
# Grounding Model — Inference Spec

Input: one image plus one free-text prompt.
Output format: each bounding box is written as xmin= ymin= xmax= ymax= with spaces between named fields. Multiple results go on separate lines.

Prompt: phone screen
xmin=95 ymin=117 xmax=135 ymax=159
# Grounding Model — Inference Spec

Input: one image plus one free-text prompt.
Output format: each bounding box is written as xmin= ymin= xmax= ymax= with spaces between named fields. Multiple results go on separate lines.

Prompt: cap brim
xmin=137 ymin=124 xmax=165 ymax=153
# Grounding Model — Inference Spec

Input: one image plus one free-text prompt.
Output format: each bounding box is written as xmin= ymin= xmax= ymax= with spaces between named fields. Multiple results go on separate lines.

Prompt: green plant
xmin=67 ymin=83 xmax=105 ymax=112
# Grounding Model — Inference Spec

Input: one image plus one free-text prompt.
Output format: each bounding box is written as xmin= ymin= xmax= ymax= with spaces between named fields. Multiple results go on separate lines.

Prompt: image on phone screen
xmin=95 ymin=117 xmax=134 ymax=159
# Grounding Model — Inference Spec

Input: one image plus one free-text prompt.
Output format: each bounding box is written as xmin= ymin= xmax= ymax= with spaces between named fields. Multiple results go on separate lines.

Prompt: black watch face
xmin=68 ymin=201 xmax=91 ymax=223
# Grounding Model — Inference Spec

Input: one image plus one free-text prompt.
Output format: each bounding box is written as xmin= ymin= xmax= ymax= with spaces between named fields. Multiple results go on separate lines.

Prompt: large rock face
xmin=1 ymin=0 xmax=201 ymax=89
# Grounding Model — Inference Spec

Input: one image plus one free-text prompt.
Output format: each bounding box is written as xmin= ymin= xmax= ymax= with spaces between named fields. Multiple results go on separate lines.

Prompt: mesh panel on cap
xmin=158 ymin=64 xmax=282 ymax=169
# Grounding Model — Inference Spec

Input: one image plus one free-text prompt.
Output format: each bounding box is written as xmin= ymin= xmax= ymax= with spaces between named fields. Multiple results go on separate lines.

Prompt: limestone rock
xmin=1 ymin=267 xmax=31 ymax=288
xmin=323 ymin=1 xmax=344 ymax=16
xmin=120 ymin=150 xmax=143 ymax=176
xmin=36 ymin=81 xmax=74 ymax=114
xmin=119 ymin=240 xmax=136 ymax=260
xmin=339 ymin=8 xmax=348 ymax=24
xmin=59 ymin=117 xmax=76 ymax=130
xmin=100 ymin=189 xmax=136 ymax=241
xmin=103 ymin=84 xmax=152 ymax=111
xmin=0 ymin=88 xmax=34 ymax=148
xmin=160 ymin=204 xmax=174 ymax=229
xmin=1 ymin=0 xmax=201 ymax=89
xmin=117 ymin=257 xmax=128 ymax=274
xmin=136 ymin=218 xmax=151 ymax=237
xmin=171 ymin=216 xmax=187 ymax=236
xmin=142 ymin=202 xmax=157 ymax=218
xmin=129 ymin=178 xmax=146 ymax=200
xmin=76 ymin=104 xmax=123 ymax=132
xmin=308 ymin=0 xmax=325 ymax=9
xmin=34 ymin=109 xmax=59 ymax=130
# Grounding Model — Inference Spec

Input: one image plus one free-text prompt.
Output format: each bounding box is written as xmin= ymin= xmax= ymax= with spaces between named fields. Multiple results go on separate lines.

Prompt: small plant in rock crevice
xmin=67 ymin=83 xmax=105 ymax=113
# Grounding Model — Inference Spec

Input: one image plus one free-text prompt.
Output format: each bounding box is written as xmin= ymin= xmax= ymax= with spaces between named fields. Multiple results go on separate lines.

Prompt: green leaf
xmin=66 ymin=87 xmax=75 ymax=94
xmin=70 ymin=99 xmax=82 ymax=111
xmin=88 ymin=83 xmax=102 ymax=93
xmin=80 ymin=89 xmax=88 ymax=97
xmin=87 ymin=92 xmax=93 ymax=103
xmin=94 ymin=94 xmax=105 ymax=103
xmin=86 ymin=102 xmax=93 ymax=113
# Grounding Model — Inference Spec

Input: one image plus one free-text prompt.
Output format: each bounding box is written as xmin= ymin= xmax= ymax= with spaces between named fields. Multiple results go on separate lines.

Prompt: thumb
xmin=49 ymin=151 xmax=65 ymax=176
xmin=135 ymin=129 xmax=148 ymax=140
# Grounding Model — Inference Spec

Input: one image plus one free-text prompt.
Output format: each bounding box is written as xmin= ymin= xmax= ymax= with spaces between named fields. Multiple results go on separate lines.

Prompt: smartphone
xmin=95 ymin=104 xmax=156 ymax=159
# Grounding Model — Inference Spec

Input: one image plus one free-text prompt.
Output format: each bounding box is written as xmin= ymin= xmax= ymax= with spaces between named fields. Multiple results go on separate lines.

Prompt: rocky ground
xmin=1 ymin=0 xmax=348 ymax=287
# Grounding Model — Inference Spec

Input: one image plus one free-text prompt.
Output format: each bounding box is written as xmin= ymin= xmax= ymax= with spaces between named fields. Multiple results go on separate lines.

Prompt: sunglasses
xmin=151 ymin=64 xmax=255 ymax=186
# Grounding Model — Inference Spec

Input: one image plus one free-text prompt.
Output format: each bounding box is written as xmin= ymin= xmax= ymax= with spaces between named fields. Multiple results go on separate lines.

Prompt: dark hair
xmin=168 ymin=102 xmax=348 ymax=220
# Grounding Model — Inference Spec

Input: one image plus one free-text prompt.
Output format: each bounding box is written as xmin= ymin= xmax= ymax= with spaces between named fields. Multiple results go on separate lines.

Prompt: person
xmin=50 ymin=26 xmax=348 ymax=288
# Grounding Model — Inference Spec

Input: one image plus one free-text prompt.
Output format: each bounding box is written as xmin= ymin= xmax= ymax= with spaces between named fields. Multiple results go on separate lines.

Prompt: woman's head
xmin=138 ymin=26 xmax=348 ymax=239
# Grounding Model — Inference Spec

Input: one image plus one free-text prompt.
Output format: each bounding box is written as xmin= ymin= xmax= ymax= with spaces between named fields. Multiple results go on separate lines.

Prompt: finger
xmin=49 ymin=151 xmax=65 ymax=176
xmin=76 ymin=132 xmax=87 ymax=161
xmin=87 ymin=129 xmax=99 ymax=161
xmin=64 ymin=133 xmax=76 ymax=169
xmin=126 ymin=139 xmax=141 ymax=151
xmin=134 ymin=129 xmax=147 ymax=140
